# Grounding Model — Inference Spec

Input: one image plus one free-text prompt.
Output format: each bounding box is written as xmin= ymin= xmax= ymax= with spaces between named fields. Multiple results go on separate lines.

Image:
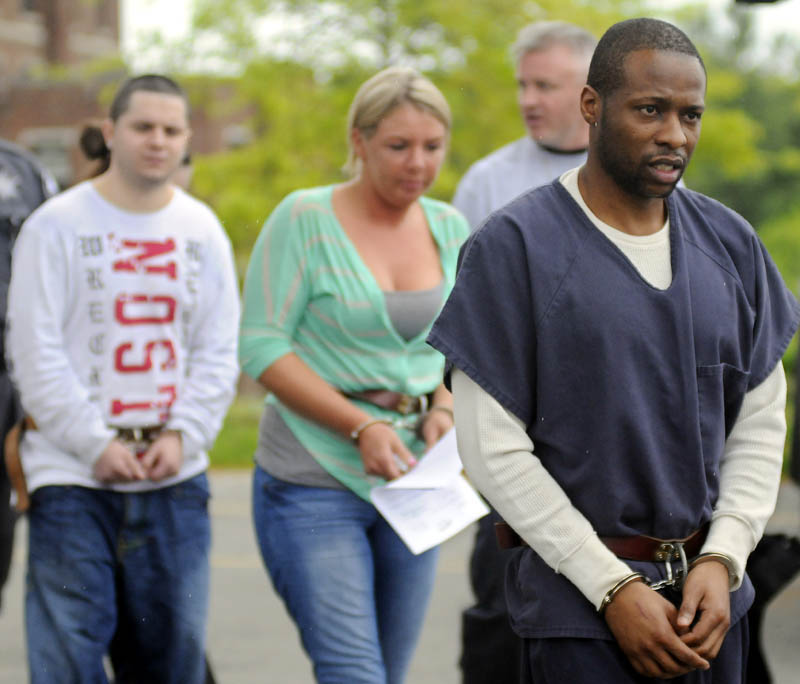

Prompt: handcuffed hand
xmin=93 ymin=438 xmax=146 ymax=483
xmin=676 ymin=560 xmax=731 ymax=660
xmin=357 ymin=422 xmax=417 ymax=480
xmin=604 ymin=579 xmax=711 ymax=678
xmin=140 ymin=430 xmax=183 ymax=482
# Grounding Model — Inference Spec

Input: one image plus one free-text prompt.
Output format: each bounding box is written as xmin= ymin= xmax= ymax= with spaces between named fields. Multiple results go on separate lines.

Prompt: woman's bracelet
xmin=350 ymin=418 xmax=393 ymax=443
xmin=689 ymin=552 xmax=736 ymax=586
xmin=351 ymin=406 xmax=453 ymax=444
xmin=427 ymin=405 xmax=454 ymax=420
xmin=599 ymin=572 xmax=647 ymax=614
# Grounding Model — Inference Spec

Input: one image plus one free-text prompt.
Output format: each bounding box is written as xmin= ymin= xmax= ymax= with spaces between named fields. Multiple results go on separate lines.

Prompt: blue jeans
xmin=26 ymin=475 xmax=211 ymax=684
xmin=252 ymin=466 xmax=439 ymax=684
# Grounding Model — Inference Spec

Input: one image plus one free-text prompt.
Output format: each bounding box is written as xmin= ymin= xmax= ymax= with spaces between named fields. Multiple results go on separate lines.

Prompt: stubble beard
xmin=596 ymin=119 xmax=681 ymax=200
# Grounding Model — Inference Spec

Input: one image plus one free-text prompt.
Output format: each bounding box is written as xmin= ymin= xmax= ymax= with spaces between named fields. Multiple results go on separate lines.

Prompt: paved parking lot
xmin=1 ymin=472 xmax=798 ymax=683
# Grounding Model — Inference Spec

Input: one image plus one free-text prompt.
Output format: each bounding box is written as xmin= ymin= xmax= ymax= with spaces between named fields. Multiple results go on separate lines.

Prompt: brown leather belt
xmin=114 ymin=425 xmax=164 ymax=443
xmin=343 ymin=389 xmax=433 ymax=415
xmin=113 ymin=425 xmax=165 ymax=456
xmin=495 ymin=521 xmax=709 ymax=562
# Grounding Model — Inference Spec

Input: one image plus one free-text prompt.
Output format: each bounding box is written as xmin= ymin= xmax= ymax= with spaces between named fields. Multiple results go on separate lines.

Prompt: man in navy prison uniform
xmin=428 ymin=18 xmax=799 ymax=683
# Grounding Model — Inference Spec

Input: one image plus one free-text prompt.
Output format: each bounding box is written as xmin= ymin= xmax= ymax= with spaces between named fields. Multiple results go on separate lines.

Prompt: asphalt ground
xmin=0 ymin=472 xmax=798 ymax=683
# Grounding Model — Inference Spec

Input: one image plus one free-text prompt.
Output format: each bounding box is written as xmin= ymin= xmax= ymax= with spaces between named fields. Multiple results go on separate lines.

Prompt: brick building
xmin=0 ymin=0 xmax=121 ymax=184
xmin=0 ymin=0 xmax=250 ymax=186
xmin=0 ymin=0 xmax=119 ymax=77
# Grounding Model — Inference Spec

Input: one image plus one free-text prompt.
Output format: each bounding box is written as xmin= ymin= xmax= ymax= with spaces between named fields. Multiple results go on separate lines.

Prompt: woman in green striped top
xmin=240 ymin=67 xmax=469 ymax=682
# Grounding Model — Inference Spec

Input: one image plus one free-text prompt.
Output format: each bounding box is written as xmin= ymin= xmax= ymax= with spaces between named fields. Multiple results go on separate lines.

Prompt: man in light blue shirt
xmin=453 ymin=21 xmax=596 ymax=234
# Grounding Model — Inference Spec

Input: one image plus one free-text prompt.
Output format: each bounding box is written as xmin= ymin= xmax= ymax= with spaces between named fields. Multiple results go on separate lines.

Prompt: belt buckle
xmin=396 ymin=394 xmax=414 ymax=415
xmin=117 ymin=427 xmax=151 ymax=458
xmin=419 ymin=394 xmax=429 ymax=413
xmin=648 ymin=541 xmax=688 ymax=591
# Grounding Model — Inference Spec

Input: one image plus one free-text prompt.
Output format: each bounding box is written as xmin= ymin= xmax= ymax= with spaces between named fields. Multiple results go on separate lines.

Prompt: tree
xmin=173 ymin=0 xmax=637 ymax=253
xmin=149 ymin=0 xmax=800 ymax=256
xmin=675 ymin=2 xmax=800 ymax=229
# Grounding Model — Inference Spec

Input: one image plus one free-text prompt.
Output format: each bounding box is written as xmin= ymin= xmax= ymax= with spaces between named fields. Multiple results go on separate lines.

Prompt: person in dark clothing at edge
xmin=0 ymin=139 xmax=56 ymax=611
xmin=739 ymin=348 xmax=800 ymax=684
xmin=428 ymin=17 xmax=799 ymax=683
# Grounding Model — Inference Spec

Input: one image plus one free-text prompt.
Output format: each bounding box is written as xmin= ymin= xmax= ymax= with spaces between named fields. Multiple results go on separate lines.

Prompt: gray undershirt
xmin=255 ymin=281 xmax=445 ymax=488
xmin=383 ymin=281 xmax=445 ymax=342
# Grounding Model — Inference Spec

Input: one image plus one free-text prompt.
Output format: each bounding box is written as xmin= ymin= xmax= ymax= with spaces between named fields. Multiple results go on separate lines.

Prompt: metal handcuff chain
xmin=645 ymin=541 xmax=689 ymax=591
xmin=351 ymin=406 xmax=453 ymax=444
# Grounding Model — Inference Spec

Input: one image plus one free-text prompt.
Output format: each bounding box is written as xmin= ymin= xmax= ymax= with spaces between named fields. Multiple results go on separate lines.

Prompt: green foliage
xmin=179 ymin=0 xmax=640 ymax=250
xmin=685 ymin=68 xmax=800 ymax=228
xmin=150 ymin=0 xmax=800 ymax=236
xmin=208 ymin=395 xmax=264 ymax=467
xmin=189 ymin=61 xmax=365 ymax=252
xmin=671 ymin=4 xmax=800 ymax=229
xmin=168 ymin=0 xmax=800 ymax=292
xmin=688 ymin=107 xmax=767 ymax=184
xmin=759 ymin=206 xmax=800 ymax=293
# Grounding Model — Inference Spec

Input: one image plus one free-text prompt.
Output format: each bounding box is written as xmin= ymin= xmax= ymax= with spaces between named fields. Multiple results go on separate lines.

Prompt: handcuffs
xmin=349 ymin=406 xmax=454 ymax=443
xmin=600 ymin=542 xmax=734 ymax=613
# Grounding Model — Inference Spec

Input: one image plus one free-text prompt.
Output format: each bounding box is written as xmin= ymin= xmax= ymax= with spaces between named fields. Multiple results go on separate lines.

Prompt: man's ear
xmin=580 ymin=85 xmax=601 ymax=127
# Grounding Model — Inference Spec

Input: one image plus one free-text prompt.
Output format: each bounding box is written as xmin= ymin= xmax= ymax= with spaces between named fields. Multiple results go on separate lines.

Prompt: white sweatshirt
xmin=453 ymin=169 xmax=787 ymax=610
xmin=7 ymin=181 xmax=240 ymax=493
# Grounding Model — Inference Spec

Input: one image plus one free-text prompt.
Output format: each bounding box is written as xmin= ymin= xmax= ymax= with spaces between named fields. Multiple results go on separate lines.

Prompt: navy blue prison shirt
xmin=427 ymin=181 xmax=800 ymax=639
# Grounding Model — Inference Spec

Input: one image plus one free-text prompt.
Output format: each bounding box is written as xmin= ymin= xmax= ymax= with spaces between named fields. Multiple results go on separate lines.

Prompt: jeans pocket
xmin=255 ymin=466 xmax=297 ymax=500
xmin=28 ymin=486 xmax=112 ymax=565
xmin=30 ymin=485 xmax=82 ymax=516
xmin=168 ymin=473 xmax=210 ymax=510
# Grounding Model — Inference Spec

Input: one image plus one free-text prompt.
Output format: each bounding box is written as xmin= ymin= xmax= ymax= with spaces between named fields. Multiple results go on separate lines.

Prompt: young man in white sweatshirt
xmin=7 ymin=75 xmax=239 ymax=684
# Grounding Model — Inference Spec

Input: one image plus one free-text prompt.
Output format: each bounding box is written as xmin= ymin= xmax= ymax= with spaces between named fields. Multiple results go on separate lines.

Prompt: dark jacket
xmin=0 ymin=139 xmax=56 ymax=442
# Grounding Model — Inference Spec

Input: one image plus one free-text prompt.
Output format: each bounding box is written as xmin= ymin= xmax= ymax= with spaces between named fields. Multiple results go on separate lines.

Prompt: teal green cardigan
xmin=239 ymin=185 xmax=469 ymax=500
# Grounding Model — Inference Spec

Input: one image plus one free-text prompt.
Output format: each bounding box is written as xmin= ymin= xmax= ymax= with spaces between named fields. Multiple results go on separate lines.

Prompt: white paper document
xmin=370 ymin=429 xmax=489 ymax=555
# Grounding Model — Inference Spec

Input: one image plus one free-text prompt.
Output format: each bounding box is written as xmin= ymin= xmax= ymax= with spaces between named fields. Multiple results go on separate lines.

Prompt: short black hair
xmin=587 ymin=18 xmax=705 ymax=97
xmin=109 ymin=74 xmax=188 ymax=121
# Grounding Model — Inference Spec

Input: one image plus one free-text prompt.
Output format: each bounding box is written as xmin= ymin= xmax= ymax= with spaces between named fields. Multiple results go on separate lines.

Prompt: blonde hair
xmin=343 ymin=66 xmax=451 ymax=177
